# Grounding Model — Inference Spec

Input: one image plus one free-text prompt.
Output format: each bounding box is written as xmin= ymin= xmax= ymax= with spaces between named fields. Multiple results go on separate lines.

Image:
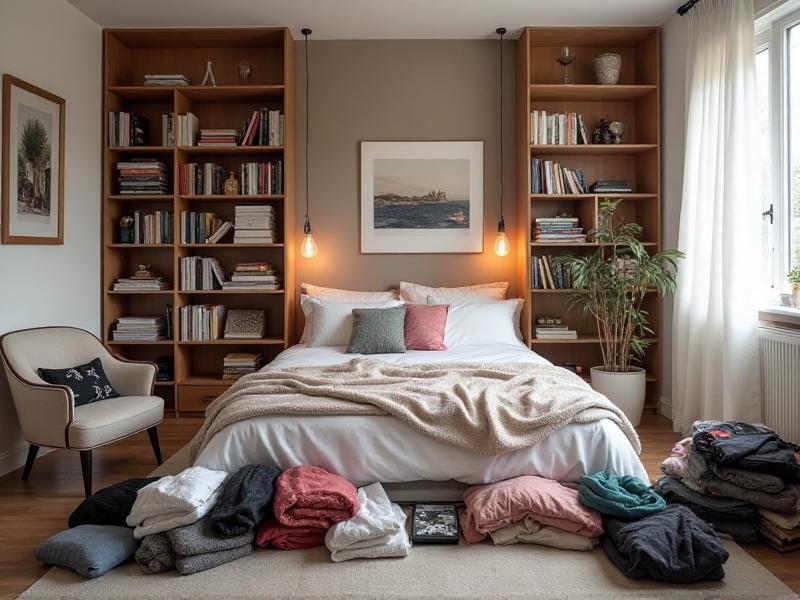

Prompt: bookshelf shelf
xmin=531 ymin=288 xmax=657 ymax=294
xmin=517 ymin=26 xmax=661 ymax=414
xmin=102 ymin=28 xmax=296 ymax=417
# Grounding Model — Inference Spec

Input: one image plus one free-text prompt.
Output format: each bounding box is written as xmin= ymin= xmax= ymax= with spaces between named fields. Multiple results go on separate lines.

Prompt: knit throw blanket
xmin=188 ymin=359 xmax=641 ymax=461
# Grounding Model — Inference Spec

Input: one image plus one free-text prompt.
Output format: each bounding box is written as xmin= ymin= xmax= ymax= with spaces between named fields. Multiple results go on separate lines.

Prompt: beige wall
xmin=0 ymin=0 xmax=102 ymax=475
xmin=293 ymin=40 xmax=517 ymax=298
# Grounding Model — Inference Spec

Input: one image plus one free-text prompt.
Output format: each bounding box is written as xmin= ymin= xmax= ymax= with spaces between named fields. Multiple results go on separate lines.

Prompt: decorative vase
xmin=224 ymin=171 xmax=240 ymax=195
xmin=609 ymin=121 xmax=625 ymax=144
xmin=793 ymin=284 xmax=800 ymax=307
xmin=590 ymin=366 xmax=646 ymax=427
xmin=594 ymin=53 xmax=622 ymax=85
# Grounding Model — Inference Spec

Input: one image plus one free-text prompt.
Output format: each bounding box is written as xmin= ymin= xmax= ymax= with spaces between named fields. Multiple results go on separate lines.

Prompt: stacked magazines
xmin=234 ymin=205 xmax=278 ymax=244
xmin=117 ymin=159 xmax=169 ymax=195
xmin=223 ymin=353 xmax=264 ymax=380
xmin=222 ymin=262 xmax=281 ymax=290
xmin=112 ymin=316 xmax=167 ymax=341
xmin=534 ymin=316 xmax=577 ymax=340
xmin=533 ymin=217 xmax=587 ymax=243
xmin=113 ymin=276 xmax=169 ymax=291
xmin=144 ymin=74 xmax=190 ymax=86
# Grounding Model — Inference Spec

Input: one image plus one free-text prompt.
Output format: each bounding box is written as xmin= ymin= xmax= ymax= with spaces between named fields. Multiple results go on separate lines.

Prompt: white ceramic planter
xmin=590 ymin=366 xmax=646 ymax=427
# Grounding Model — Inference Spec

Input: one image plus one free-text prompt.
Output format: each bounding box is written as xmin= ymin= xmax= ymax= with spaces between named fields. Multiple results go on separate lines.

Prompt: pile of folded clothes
xmin=256 ymin=465 xmax=360 ymax=551
xmin=325 ymin=482 xmax=411 ymax=562
xmin=658 ymin=420 xmax=800 ymax=550
xmin=462 ymin=475 xmax=603 ymax=551
xmin=759 ymin=508 xmax=800 ymax=552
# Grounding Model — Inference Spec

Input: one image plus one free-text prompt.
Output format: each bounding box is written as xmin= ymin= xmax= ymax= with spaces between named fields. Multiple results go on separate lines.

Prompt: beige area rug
xmin=20 ymin=447 xmax=799 ymax=600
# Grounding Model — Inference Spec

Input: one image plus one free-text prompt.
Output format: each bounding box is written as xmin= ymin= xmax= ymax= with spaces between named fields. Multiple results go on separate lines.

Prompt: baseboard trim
xmin=0 ymin=443 xmax=51 ymax=478
xmin=658 ymin=396 xmax=673 ymax=421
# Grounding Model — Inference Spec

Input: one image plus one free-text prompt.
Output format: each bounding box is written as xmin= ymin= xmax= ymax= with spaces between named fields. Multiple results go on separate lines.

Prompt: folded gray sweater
xmin=135 ymin=533 xmax=175 ymax=574
xmin=167 ymin=515 xmax=254 ymax=556
xmin=175 ymin=544 xmax=252 ymax=575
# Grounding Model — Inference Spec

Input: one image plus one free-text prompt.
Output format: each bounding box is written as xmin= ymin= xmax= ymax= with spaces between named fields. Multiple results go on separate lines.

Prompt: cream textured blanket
xmin=188 ymin=359 xmax=640 ymax=461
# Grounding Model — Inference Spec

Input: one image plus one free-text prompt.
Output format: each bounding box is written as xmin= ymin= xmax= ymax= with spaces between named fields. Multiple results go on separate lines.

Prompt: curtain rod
xmin=677 ymin=0 xmax=702 ymax=15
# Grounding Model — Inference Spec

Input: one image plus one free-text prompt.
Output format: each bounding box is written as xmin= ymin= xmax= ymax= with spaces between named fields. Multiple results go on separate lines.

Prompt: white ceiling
xmin=67 ymin=0 xmax=686 ymax=39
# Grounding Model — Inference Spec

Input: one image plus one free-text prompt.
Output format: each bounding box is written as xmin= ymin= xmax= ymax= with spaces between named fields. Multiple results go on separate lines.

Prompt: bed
xmin=192 ymin=341 xmax=650 ymax=496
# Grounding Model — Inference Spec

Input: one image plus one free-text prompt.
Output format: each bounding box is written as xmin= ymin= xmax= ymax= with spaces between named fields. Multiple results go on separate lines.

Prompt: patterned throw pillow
xmin=38 ymin=358 xmax=121 ymax=406
xmin=346 ymin=307 xmax=407 ymax=354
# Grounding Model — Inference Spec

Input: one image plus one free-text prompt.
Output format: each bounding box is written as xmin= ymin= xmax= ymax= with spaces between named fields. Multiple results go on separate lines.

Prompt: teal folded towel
xmin=579 ymin=472 xmax=666 ymax=520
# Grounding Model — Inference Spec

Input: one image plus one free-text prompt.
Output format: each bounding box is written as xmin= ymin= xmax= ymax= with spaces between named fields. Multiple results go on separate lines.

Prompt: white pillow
xmin=300 ymin=296 xmax=404 ymax=346
xmin=399 ymin=281 xmax=508 ymax=304
xmin=428 ymin=294 xmax=525 ymax=342
xmin=301 ymin=283 xmax=399 ymax=302
xmin=429 ymin=299 xmax=523 ymax=347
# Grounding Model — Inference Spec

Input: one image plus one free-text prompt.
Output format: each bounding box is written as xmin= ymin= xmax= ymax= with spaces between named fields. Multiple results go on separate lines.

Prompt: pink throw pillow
xmin=404 ymin=303 xmax=449 ymax=351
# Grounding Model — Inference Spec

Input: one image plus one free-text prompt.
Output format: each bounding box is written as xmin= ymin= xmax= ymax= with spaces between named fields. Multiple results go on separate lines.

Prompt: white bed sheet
xmin=193 ymin=343 xmax=649 ymax=485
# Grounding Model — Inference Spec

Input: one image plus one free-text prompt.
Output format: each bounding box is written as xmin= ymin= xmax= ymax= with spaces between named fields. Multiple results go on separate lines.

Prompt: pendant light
xmin=300 ymin=27 xmax=318 ymax=259
xmin=493 ymin=27 xmax=510 ymax=257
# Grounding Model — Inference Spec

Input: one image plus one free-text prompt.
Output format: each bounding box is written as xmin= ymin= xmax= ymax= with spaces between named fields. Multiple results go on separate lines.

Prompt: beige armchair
xmin=0 ymin=326 xmax=164 ymax=497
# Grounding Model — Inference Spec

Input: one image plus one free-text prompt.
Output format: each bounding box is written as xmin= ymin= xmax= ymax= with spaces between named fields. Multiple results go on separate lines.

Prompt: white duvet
xmin=193 ymin=343 xmax=650 ymax=485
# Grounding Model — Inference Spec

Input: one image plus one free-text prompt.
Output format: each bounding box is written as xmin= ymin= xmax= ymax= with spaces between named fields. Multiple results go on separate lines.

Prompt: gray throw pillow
xmin=346 ymin=306 xmax=407 ymax=354
xmin=35 ymin=524 xmax=138 ymax=578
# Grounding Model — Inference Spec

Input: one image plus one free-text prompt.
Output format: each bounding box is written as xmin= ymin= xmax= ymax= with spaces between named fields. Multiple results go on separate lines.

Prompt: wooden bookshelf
xmin=101 ymin=28 xmax=296 ymax=416
xmin=515 ymin=27 xmax=661 ymax=414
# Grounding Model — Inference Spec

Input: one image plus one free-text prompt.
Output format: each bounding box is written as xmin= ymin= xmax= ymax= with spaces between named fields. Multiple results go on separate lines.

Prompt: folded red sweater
xmin=256 ymin=517 xmax=327 ymax=550
xmin=273 ymin=465 xmax=359 ymax=528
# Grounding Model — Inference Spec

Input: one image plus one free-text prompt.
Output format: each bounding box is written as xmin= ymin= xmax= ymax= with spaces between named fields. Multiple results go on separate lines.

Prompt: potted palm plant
xmin=554 ymin=200 xmax=683 ymax=427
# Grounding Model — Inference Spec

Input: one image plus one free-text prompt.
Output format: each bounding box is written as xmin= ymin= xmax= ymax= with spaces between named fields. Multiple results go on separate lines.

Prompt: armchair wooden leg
xmin=21 ymin=444 xmax=39 ymax=480
xmin=147 ymin=426 xmax=163 ymax=465
xmin=79 ymin=450 xmax=92 ymax=498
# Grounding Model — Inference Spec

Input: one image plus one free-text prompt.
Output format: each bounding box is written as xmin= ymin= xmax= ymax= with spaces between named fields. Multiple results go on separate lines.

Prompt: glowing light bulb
xmin=301 ymin=232 xmax=318 ymax=258
xmin=493 ymin=217 xmax=509 ymax=257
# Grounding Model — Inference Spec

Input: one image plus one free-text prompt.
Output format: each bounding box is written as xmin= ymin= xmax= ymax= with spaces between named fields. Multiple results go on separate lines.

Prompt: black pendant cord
xmin=302 ymin=28 xmax=312 ymax=234
xmin=497 ymin=27 xmax=506 ymax=231
xmin=677 ymin=0 xmax=701 ymax=16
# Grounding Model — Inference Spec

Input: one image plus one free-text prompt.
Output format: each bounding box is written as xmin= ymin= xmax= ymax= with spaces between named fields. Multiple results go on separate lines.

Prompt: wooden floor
xmin=0 ymin=414 xmax=797 ymax=599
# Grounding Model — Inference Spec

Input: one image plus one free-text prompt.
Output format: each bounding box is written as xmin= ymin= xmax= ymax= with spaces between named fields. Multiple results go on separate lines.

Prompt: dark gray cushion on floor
xmin=69 ymin=477 xmax=159 ymax=528
xmin=346 ymin=307 xmax=407 ymax=354
xmin=35 ymin=524 xmax=138 ymax=578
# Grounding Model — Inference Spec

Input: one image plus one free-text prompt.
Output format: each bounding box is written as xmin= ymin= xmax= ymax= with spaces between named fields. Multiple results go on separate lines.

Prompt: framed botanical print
xmin=2 ymin=74 xmax=65 ymax=244
xmin=360 ymin=141 xmax=483 ymax=253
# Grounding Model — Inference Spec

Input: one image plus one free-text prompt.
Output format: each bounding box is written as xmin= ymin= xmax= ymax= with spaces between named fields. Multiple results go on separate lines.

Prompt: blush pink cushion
xmin=404 ymin=304 xmax=449 ymax=351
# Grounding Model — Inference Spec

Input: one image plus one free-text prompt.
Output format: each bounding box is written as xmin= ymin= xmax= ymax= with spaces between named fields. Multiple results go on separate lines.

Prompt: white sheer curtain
xmin=671 ymin=0 xmax=762 ymax=433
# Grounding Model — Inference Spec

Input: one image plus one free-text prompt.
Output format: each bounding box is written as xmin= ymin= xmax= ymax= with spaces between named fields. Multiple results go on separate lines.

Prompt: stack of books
xmin=534 ymin=316 xmax=577 ymax=340
xmin=224 ymin=309 xmax=266 ymax=340
xmin=112 ymin=316 xmax=167 ymax=341
xmin=530 ymin=111 xmax=589 ymax=145
xmin=591 ymin=180 xmax=632 ymax=194
xmin=144 ymin=74 xmax=190 ymax=86
xmin=222 ymin=262 xmax=281 ymax=290
xmin=180 ymin=256 xmax=226 ymax=290
xmin=234 ymin=205 xmax=277 ymax=244
xmin=108 ymin=112 xmax=149 ymax=147
xmin=117 ymin=159 xmax=169 ymax=195
xmin=180 ymin=305 xmax=226 ymax=341
xmin=223 ymin=353 xmax=264 ymax=380
xmin=178 ymin=162 xmax=225 ymax=195
xmin=240 ymin=161 xmax=284 ymax=195
xmin=533 ymin=217 xmax=587 ymax=244
xmin=180 ymin=210 xmax=229 ymax=244
xmin=532 ymin=255 xmax=572 ymax=289
xmin=113 ymin=275 xmax=169 ymax=292
xmin=198 ymin=129 xmax=238 ymax=146
xmin=238 ymin=108 xmax=285 ymax=146
xmin=530 ymin=159 xmax=589 ymax=195
xmin=126 ymin=210 xmax=173 ymax=244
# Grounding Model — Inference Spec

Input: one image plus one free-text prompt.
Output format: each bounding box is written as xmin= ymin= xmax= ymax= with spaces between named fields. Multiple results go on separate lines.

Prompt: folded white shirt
xmin=326 ymin=483 xmax=410 ymax=562
xmin=489 ymin=515 xmax=598 ymax=551
xmin=127 ymin=466 xmax=228 ymax=539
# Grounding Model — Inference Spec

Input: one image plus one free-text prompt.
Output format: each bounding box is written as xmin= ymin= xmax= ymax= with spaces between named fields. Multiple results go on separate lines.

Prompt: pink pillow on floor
xmin=404 ymin=303 xmax=449 ymax=350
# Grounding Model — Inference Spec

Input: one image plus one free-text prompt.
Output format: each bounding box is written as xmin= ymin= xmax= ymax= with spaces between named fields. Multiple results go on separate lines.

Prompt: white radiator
xmin=759 ymin=324 xmax=800 ymax=444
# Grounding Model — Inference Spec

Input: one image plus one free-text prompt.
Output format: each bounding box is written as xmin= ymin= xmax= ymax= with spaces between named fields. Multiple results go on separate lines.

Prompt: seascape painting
xmin=361 ymin=142 xmax=483 ymax=253
xmin=373 ymin=159 xmax=470 ymax=230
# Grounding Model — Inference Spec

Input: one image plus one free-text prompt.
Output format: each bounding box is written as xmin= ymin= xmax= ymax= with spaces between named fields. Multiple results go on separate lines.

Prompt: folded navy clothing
xmin=210 ymin=464 xmax=281 ymax=537
xmin=35 ymin=524 xmax=138 ymax=578
xmin=69 ymin=477 xmax=159 ymax=528
xmin=655 ymin=477 xmax=758 ymax=543
xmin=602 ymin=505 xmax=728 ymax=583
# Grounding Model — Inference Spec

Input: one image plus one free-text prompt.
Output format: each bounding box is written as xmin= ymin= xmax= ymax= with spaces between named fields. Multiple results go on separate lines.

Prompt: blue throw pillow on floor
xmin=35 ymin=524 xmax=137 ymax=578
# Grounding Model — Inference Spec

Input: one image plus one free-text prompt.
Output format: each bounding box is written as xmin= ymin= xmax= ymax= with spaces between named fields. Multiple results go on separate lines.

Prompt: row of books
xmin=112 ymin=316 xmax=167 ymax=341
xmin=223 ymin=353 xmax=264 ymax=380
xmin=179 ymin=211 xmax=230 ymax=245
xmin=117 ymin=159 xmax=169 ymax=195
xmin=178 ymin=162 xmax=226 ymax=196
xmin=239 ymin=108 xmax=285 ymax=146
xmin=108 ymin=112 xmax=149 ymax=147
xmin=179 ymin=256 xmax=225 ymax=291
xmin=145 ymin=74 xmax=190 ymax=86
xmin=224 ymin=262 xmax=281 ymax=290
xmin=123 ymin=210 xmax=174 ymax=244
xmin=241 ymin=161 xmax=284 ymax=195
xmin=530 ymin=111 xmax=589 ymax=145
xmin=534 ymin=316 xmax=577 ymax=340
xmin=179 ymin=306 xmax=267 ymax=340
xmin=533 ymin=216 xmax=587 ymax=244
xmin=533 ymin=255 xmax=573 ymax=289
xmin=235 ymin=205 xmax=277 ymax=244
xmin=530 ymin=158 xmax=590 ymax=195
